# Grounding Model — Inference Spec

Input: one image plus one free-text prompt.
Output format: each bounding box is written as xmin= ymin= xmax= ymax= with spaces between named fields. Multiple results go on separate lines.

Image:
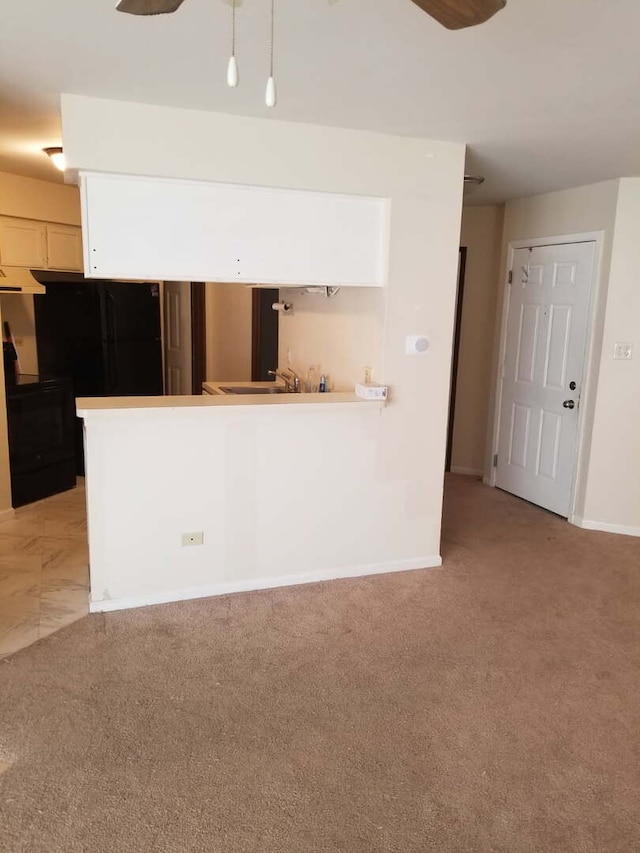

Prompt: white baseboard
xmin=89 ymin=555 xmax=443 ymax=614
xmin=0 ymin=508 xmax=16 ymax=524
xmin=570 ymin=516 xmax=640 ymax=538
xmin=450 ymin=466 xmax=484 ymax=477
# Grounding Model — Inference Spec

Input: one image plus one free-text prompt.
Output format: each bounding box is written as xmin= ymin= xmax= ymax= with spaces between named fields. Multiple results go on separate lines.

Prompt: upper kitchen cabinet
xmin=46 ymin=224 xmax=84 ymax=272
xmin=0 ymin=217 xmax=83 ymax=273
xmin=0 ymin=218 xmax=47 ymax=268
xmin=80 ymin=172 xmax=389 ymax=287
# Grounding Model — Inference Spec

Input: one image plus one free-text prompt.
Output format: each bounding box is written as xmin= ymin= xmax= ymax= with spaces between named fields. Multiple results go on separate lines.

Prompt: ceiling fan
xmin=115 ymin=0 xmax=507 ymax=30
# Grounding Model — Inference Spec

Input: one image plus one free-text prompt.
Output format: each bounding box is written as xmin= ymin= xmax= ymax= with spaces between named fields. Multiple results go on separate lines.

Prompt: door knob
xmin=563 ymin=400 xmax=575 ymax=409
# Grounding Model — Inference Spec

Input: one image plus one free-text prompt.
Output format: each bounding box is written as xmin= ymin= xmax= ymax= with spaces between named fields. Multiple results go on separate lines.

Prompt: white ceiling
xmin=1 ymin=0 xmax=639 ymax=204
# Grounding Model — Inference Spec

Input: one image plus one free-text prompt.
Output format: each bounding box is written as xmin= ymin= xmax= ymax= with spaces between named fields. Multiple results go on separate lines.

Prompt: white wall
xmin=81 ymin=400 xmax=437 ymax=611
xmin=63 ymin=94 xmax=465 ymax=570
xmin=205 ymin=283 xmax=253 ymax=381
xmin=204 ymin=283 xmax=384 ymax=392
xmin=579 ymin=178 xmax=640 ymax=533
xmin=453 ymin=205 xmax=504 ymax=474
xmin=0 ymin=171 xmax=81 ymax=226
xmin=279 ymin=286 xmax=385 ymax=391
xmin=494 ymin=180 xmax=621 ymax=523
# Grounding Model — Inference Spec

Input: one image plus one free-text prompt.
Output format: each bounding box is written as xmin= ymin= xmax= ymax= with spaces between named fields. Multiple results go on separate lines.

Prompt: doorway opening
xmin=251 ymin=288 xmax=279 ymax=381
xmin=163 ymin=281 xmax=207 ymax=396
xmin=445 ymin=247 xmax=467 ymax=472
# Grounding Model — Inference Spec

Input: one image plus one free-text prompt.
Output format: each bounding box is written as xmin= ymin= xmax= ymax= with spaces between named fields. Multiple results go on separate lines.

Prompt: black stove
xmin=4 ymin=374 xmax=76 ymax=507
xmin=6 ymin=373 xmax=67 ymax=390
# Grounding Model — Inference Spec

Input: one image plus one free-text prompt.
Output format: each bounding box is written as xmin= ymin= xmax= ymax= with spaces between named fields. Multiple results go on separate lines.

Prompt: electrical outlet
xmin=181 ymin=532 xmax=204 ymax=547
xmin=613 ymin=341 xmax=633 ymax=360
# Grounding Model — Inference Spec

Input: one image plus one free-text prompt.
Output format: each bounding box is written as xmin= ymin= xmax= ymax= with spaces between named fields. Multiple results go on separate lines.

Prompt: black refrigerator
xmin=34 ymin=276 xmax=163 ymax=471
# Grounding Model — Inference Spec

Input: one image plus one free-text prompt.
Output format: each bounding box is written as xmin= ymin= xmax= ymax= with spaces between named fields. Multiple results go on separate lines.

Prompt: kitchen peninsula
xmin=63 ymin=96 xmax=466 ymax=618
xmin=77 ymin=390 xmax=442 ymax=613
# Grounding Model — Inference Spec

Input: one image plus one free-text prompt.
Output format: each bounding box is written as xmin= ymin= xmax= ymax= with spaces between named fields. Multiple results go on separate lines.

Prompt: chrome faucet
xmin=268 ymin=368 xmax=301 ymax=393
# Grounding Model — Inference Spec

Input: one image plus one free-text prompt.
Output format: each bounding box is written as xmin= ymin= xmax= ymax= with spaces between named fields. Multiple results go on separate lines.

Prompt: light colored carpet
xmin=1 ymin=475 xmax=639 ymax=852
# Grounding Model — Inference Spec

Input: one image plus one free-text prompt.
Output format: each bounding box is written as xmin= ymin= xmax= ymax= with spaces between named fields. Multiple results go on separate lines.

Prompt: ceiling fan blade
xmin=409 ymin=0 xmax=506 ymax=29
xmin=116 ymin=0 xmax=187 ymax=15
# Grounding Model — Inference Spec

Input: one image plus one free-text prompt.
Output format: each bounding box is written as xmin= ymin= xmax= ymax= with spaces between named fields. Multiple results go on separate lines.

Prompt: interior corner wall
xmin=278 ymin=286 xmax=385 ymax=392
xmin=62 ymin=94 xmax=466 ymax=561
xmin=580 ymin=178 xmax=640 ymax=533
xmin=491 ymin=179 xmax=620 ymax=516
xmin=452 ymin=204 xmax=504 ymax=475
xmin=0 ymin=171 xmax=81 ymax=225
xmin=205 ymin=283 xmax=253 ymax=382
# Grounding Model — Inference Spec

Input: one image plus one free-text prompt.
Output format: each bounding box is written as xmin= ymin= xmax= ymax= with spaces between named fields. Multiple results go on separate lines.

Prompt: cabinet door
xmin=82 ymin=173 xmax=388 ymax=287
xmin=46 ymin=224 xmax=84 ymax=272
xmin=0 ymin=218 xmax=47 ymax=268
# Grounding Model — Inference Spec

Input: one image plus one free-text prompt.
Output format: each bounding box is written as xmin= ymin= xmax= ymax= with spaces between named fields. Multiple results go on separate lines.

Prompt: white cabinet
xmin=0 ymin=217 xmax=83 ymax=272
xmin=0 ymin=218 xmax=47 ymax=268
xmin=81 ymin=172 xmax=389 ymax=287
xmin=46 ymin=224 xmax=83 ymax=272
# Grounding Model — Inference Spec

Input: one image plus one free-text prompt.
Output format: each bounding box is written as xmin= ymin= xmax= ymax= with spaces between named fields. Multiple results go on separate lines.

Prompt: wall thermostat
xmin=405 ymin=335 xmax=429 ymax=355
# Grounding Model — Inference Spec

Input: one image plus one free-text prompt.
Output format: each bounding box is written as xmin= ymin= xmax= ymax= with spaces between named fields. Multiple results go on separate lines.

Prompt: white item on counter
xmin=355 ymin=382 xmax=388 ymax=401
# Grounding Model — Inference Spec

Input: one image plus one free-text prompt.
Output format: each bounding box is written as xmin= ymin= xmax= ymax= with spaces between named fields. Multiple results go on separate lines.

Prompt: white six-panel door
xmin=496 ymin=241 xmax=595 ymax=517
xmin=163 ymin=281 xmax=192 ymax=396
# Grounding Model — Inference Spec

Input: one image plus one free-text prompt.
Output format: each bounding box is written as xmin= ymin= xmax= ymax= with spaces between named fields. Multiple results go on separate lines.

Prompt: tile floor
xmin=0 ymin=481 xmax=89 ymax=659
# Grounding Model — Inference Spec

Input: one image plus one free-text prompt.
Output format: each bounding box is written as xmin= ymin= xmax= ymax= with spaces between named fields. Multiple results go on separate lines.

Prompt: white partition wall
xmin=79 ymin=398 xmax=435 ymax=612
xmin=63 ymin=95 xmax=466 ymax=596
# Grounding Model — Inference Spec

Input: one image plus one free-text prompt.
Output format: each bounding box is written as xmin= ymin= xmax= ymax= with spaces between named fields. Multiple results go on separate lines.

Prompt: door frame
xmin=445 ymin=247 xmax=467 ymax=471
xmin=190 ymin=282 xmax=206 ymax=394
xmin=251 ymin=288 xmax=279 ymax=382
xmin=488 ymin=231 xmax=606 ymax=523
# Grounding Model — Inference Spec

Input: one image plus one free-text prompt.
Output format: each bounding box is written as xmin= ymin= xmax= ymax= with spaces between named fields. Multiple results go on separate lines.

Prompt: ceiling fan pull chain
xmin=265 ymin=0 xmax=277 ymax=107
xmin=226 ymin=0 xmax=239 ymax=87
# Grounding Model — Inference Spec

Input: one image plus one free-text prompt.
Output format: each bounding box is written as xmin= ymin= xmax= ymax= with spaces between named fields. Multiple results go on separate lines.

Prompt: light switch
xmin=613 ymin=342 xmax=633 ymax=360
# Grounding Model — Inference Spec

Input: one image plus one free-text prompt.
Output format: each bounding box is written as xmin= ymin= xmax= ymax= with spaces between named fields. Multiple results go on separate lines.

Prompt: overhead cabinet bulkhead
xmin=80 ymin=172 xmax=389 ymax=287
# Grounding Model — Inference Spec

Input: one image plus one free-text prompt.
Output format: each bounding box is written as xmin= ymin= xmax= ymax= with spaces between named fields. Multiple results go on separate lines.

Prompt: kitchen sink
xmin=219 ymin=386 xmax=289 ymax=395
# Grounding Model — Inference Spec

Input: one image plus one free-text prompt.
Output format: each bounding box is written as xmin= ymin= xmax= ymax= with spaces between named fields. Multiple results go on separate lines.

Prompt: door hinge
xmin=493 ymin=454 xmax=498 ymax=468
xmin=508 ymin=270 xmax=513 ymax=284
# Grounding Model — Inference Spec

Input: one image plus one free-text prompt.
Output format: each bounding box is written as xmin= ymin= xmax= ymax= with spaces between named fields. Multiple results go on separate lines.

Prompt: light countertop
xmin=76 ymin=387 xmax=383 ymax=415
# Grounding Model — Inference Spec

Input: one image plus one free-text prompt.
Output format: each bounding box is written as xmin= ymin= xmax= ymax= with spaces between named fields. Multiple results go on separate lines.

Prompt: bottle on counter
xmin=319 ymin=373 xmax=327 ymax=393
xmin=305 ymin=365 xmax=319 ymax=393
